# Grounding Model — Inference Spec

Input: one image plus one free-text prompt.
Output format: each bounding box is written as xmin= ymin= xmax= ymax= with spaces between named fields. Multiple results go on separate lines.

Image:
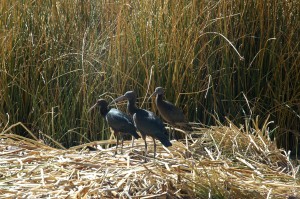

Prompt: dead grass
xmin=0 ymin=122 xmax=299 ymax=198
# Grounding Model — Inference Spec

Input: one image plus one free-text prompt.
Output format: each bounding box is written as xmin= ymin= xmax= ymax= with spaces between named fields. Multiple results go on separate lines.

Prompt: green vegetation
xmin=1 ymin=0 xmax=299 ymax=154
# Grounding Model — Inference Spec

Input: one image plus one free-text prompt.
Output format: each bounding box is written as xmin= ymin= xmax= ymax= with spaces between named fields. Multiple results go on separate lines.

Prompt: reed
xmin=0 ymin=0 xmax=299 ymax=154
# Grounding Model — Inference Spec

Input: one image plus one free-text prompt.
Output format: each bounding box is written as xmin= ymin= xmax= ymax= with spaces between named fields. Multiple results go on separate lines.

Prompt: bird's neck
xmin=156 ymin=94 xmax=164 ymax=104
xmin=100 ymin=106 xmax=110 ymax=117
xmin=127 ymin=99 xmax=138 ymax=115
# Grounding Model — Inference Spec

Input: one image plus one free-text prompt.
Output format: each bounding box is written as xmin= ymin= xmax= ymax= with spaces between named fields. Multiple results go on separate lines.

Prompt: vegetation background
xmin=1 ymin=0 xmax=299 ymax=154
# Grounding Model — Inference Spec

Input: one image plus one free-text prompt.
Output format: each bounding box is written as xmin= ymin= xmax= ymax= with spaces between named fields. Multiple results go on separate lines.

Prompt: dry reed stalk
xmin=0 ymin=123 xmax=299 ymax=198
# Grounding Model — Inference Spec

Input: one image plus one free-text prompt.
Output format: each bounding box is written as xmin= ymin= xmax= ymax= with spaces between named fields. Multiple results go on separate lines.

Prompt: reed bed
xmin=1 ymin=0 xmax=299 ymax=153
xmin=0 ymin=121 xmax=299 ymax=198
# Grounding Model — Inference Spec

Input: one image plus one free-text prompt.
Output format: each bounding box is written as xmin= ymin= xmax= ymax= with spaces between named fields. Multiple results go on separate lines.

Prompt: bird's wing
xmin=106 ymin=109 xmax=136 ymax=132
xmin=158 ymin=100 xmax=187 ymax=123
xmin=135 ymin=110 xmax=171 ymax=146
xmin=134 ymin=109 xmax=168 ymax=137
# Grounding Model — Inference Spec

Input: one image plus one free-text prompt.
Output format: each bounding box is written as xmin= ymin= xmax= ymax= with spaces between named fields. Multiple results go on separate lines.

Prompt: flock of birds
xmin=89 ymin=87 xmax=192 ymax=162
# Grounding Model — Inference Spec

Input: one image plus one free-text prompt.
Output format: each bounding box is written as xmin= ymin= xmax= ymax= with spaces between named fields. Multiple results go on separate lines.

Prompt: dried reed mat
xmin=0 ymin=121 xmax=300 ymax=198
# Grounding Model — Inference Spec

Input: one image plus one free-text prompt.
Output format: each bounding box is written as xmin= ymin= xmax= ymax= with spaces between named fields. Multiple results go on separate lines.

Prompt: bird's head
xmin=123 ymin=91 xmax=136 ymax=100
xmin=154 ymin=87 xmax=165 ymax=95
xmin=148 ymin=87 xmax=165 ymax=100
xmin=110 ymin=91 xmax=136 ymax=105
xmin=88 ymin=99 xmax=108 ymax=112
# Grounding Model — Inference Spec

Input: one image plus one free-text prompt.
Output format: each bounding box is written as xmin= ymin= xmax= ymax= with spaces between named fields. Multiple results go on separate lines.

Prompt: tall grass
xmin=1 ymin=0 xmax=299 ymax=153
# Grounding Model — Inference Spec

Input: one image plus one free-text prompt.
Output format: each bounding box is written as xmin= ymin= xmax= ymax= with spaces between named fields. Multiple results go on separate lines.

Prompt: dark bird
xmin=149 ymin=87 xmax=193 ymax=141
xmin=89 ymin=99 xmax=140 ymax=154
xmin=112 ymin=91 xmax=172 ymax=162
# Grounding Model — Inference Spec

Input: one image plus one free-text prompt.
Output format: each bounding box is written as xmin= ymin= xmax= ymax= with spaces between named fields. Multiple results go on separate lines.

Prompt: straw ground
xmin=0 ymin=120 xmax=299 ymax=198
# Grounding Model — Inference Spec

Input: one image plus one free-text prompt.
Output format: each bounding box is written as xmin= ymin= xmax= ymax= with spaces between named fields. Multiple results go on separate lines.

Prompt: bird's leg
xmin=169 ymin=125 xmax=176 ymax=140
xmin=184 ymin=132 xmax=194 ymax=158
xmin=168 ymin=124 xmax=172 ymax=140
xmin=143 ymin=135 xmax=147 ymax=163
xmin=185 ymin=134 xmax=189 ymax=150
xmin=131 ymin=136 xmax=134 ymax=148
xmin=152 ymin=137 xmax=156 ymax=159
xmin=121 ymin=134 xmax=124 ymax=154
xmin=172 ymin=126 xmax=176 ymax=140
xmin=115 ymin=132 xmax=119 ymax=155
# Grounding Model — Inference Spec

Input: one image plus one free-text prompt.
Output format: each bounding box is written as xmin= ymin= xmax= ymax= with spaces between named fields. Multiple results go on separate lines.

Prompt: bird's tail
xmin=184 ymin=123 xmax=193 ymax=131
xmin=130 ymin=131 xmax=141 ymax=139
xmin=157 ymin=133 xmax=172 ymax=147
xmin=177 ymin=122 xmax=193 ymax=131
xmin=160 ymin=138 xmax=172 ymax=147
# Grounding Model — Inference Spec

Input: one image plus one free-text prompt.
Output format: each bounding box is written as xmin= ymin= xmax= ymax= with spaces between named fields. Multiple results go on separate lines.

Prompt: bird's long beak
xmin=88 ymin=103 xmax=98 ymax=112
xmin=109 ymin=95 xmax=126 ymax=106
xmin=148 ymin=91 xmax=157 ymax=101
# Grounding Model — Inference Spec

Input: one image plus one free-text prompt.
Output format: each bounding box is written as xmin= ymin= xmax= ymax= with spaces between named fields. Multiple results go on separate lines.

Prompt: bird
xmin=111 ymin=91 xmax=172 ymax=162
xmin=149 ymin=87 xmax=193 ymax=144
xmin=89 ymin=99 xmax=140 ymax=154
